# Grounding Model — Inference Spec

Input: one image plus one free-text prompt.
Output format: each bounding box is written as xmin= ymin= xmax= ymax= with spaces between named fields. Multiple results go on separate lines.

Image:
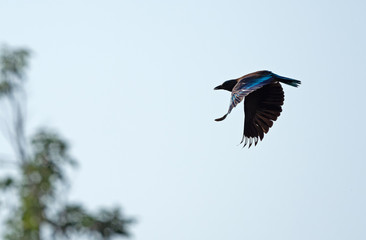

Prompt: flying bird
xmin=214 ymin=70 xmax=301 ymax=148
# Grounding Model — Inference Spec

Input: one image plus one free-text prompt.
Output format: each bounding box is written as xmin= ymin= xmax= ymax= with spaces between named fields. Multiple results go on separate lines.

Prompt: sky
xmin=1 ymin=0 xmax=366 ymax=239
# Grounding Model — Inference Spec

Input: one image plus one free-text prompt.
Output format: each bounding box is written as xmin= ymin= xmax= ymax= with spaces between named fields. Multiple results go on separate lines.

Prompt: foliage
xmin=0 ymin=46 xmax=134 ymax=240
xmin=50 ymin=205 xmax=133 ymax=239
xmin=0 ymin=46 xmax=29 ymax=98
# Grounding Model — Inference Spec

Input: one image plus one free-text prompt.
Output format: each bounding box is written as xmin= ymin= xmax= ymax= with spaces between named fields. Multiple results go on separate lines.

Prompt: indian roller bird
xmin=214 ymin=70 xmax=301 ymax=148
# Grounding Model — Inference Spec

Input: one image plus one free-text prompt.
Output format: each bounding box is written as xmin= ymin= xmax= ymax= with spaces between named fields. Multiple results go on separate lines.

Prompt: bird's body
xmin=214 ymin=70 xmax=301 ymax=148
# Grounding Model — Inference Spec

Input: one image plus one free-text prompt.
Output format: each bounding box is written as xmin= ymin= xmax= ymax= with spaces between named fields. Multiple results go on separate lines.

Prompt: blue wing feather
xmin=227 ymin=74 xmax=274 ymax=113
xmin=242 ymin=75 xmax=272 ymax=89
xmin=215 ymin=71 xmax=276 ymax=121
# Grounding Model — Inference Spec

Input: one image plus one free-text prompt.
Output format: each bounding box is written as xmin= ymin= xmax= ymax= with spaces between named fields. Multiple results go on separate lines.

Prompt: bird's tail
xmin=274 ymin=74 xmax=301 ymax=87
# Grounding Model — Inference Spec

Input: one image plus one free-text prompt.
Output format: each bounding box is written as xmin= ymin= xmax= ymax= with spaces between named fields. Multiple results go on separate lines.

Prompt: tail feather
xmin=273 ymin=74 xmax=301 ymax=87
xmin=215 ymin=113 xmax=228 ymax=122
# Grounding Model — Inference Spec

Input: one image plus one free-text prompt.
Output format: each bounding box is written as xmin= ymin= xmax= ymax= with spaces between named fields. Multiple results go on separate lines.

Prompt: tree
xmin=0 ymin=45 xmax=134 ymax=240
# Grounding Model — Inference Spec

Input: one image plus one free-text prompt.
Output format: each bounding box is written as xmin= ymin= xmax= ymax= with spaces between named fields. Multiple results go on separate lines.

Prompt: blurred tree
xmin=0 ymin=45 xmax=134 ymax=240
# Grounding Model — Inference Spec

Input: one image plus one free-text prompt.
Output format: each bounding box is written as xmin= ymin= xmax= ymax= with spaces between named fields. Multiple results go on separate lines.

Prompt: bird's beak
xmin=214 ymin=85 xmax=223 ymax=90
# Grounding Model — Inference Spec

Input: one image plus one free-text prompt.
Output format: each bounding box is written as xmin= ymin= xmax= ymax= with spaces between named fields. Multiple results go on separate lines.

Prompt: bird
xmin=214 ymin=70 xmax=301 ymax=148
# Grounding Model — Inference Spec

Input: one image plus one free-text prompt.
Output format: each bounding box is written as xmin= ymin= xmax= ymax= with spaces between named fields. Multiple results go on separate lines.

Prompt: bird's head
xmin=214 ymin=79 xmax=237 ymax=92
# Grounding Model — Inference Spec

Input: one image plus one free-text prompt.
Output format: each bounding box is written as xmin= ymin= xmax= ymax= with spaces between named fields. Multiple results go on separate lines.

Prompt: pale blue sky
xmin=1 ymin=0 xmax=366 ymax=239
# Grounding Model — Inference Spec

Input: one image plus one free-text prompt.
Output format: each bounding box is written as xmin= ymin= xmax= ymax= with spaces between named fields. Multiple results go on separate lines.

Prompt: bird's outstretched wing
xmin=215 ymin=74 xmax=274 ymax=121
xmin=241 ymin=82 xmax=284 ymax=148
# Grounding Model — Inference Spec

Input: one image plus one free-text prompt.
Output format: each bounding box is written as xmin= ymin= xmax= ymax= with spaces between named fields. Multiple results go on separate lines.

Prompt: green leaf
xmin=0 ymin=177 xmax=15 ymax=190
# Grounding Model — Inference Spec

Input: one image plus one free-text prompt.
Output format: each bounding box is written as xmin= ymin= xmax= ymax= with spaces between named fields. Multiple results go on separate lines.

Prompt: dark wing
xmin=215 ymin=74 xmax=274 ymax=121
xmin=241 ymin=82 xmax=284 ymax=148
